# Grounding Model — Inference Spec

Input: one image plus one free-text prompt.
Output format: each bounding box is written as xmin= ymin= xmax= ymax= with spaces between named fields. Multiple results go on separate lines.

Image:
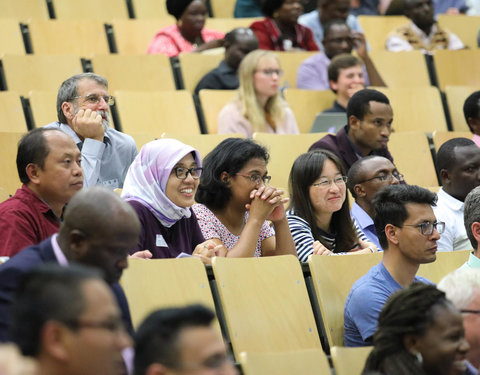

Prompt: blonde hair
xmin=237 ymin=50 xmax=285 ymax=133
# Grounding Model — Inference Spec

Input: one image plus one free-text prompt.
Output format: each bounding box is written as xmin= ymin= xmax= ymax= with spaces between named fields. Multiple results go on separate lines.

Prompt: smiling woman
xmin=147 ymin=0 xmax=225 ymax=57
xmin=121 ymin=139 xmax=217 ymax=261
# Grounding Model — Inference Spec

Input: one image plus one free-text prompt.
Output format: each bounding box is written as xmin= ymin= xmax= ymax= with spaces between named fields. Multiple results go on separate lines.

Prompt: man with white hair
xmin=438 ymin=268 xmax=480 ymax=369
xmin=45 ymin=73 xmax=138 ymax=189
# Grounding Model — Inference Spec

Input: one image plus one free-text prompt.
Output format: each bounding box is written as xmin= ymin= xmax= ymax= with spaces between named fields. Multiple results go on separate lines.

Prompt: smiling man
xmin=0 ymin=128 xmax=83 ymax=257
xmin=344 ymin=184 xmax=440 ymax=346
xmin=309 ymin=88 xmax=394 ymax=171
xmin=434 ymin=138 xmax=480 ymax=251
xmin=45 ymin=73 xmax=138 ymax=189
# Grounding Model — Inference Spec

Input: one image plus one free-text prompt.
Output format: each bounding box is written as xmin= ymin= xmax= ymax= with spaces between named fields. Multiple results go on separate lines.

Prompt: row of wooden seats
xmin=0 ymin=130 xmax=471 ymax=201
xmin=358 ymin=15 xmax=480 ymax=51
xmin=120 ymin=250 xmax=469 ymax=371
xmin=0 ymin=0 xmax=235 ymax=21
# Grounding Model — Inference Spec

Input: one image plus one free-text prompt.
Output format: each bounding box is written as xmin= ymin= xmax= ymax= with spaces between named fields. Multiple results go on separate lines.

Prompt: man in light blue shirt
xmin=298 ymin=0 xmax=363 ymax=50
xmin=344 ymin=185 xmax=440 ymax=346
xmin=45 ymin=73 xmax=138 ymax=190
xmin=347 ymin=156 xmax=404 ymax=251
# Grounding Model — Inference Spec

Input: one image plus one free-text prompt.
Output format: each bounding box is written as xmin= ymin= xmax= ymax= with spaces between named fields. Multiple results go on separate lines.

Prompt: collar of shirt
xmin=438 ymin=187 xmax=464 ymax=212
xmin=466 ymin=251 xmax=480 ymax=268
xmin=351 ymin=201 xmax=375 ymax=230
xmin=51 ymin=233 xmax=69 ymax=266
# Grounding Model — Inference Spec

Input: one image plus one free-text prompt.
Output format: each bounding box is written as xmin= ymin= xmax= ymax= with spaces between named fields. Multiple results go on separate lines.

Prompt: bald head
xmin=59 ymin=187 xmax=140 ymax=283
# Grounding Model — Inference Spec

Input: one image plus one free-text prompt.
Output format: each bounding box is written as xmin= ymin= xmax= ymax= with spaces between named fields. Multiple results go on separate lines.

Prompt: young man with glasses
xmin=344 ymin=184 xmax=442 ymax=347
xmin=134 ymin=304 xmax=237 ymax=375
xmin=434 ymin=137 xmax=480 ymax=251
xmin=45 ymin=73 xmax=138 ymax=189
xmin=347 ymin=155 xmax=404 ymax=250
xmin=10 ymin=264 xmax=132 ymax=375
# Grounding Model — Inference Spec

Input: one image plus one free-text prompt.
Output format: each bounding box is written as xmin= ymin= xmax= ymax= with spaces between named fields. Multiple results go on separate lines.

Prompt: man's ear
xmin=25 ymin=163 xmax=41 ymax=185
xmin=354 ymin=184 xmax=366 ymax=198
xmin=68 ymin=229 xmax=88 ymax=260
xmin=349 ymin=115 xmax=360 ymax=130
xmin=384 ymin=223 xmax=399 ymax=245
xmin=467 ymin=117 xmax=480 ymax=135
xmin=40 ymin=321 xmax=72 ymax=363
xmin=329 ymin=79 xmax=338 ymax=92
xmin=61 ymin=101 xmax=75 ymax=123
xmin=440 ymin=169 xmax=450 ymax=185
xmin=471 ymin=222 xmax=480 ymax=247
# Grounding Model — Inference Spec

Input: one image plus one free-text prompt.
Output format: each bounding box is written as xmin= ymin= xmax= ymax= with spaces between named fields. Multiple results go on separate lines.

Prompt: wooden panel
xmin=331 ymin=346 xmax=373 ymax=375
xmin=417 ymin=250 xmax=470 ymax=284
xmin=0 ymin=19 xmax=25 ymax=55
xmin=52 ymin=0 xmax=128 ymax=20
xmin=0 ymin=0 xmax=49 ymax=21
xmin=434 ymin=50 xmax=480 ymax=91
xmin=199 ymin=89 xmax=236 ymax=134
xmin=178 ymin=53 xmax=223 ymax=94
xmin=358 ymin=15 xmax=409 ymax=51
xmin=444 ymin=85 xmax=476 ymax=132
xmin=437 ymin=14 xmax=480 ymax=49
xmin=0 ymin=92 xmax=28 ymax=132
xmin=0 ymin=132 xmax=25 ymax=195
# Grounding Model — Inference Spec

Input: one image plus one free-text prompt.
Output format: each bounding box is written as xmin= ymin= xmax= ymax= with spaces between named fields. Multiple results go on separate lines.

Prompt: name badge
xmin=156 ymin=234 xmax=168 ymax=247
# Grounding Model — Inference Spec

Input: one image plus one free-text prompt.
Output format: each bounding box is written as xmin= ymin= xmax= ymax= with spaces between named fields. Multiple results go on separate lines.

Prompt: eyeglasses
xmin=66 ymin=318 xmax=126 ymax=334
xmin=312 ymin=175 xmax=348 ymax=189
xmin=236 ymin=173 xmax=271 ymax=185
xmin=256 ymin=69 xmax=284 ymax=77
xmin=403 ymin=221 xmax=445 ymax=235
xmin=360 ymin=172 xmax=404 ymax=184
xmin=461 ymin=309 xmax=480 ymax=314
xmin=174 ymin=167 xmax=203 ymax=180
xmin=72 ymin=94 xmax=115 ymax=105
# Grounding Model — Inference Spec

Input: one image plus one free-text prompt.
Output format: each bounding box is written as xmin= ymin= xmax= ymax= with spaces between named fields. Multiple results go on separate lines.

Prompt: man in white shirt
xmin=386 ymin=0 xmax=465 ymax=52
xmin=434 ymin=138 xmax=480 ymax=251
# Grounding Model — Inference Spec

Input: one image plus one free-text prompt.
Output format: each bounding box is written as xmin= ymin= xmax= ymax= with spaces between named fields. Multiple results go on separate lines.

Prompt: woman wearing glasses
xmin=217 ymin=50 xmax=299 ymax=137
xmin=121 ymin=139 xmax=217 ymax=261
xmin=193 ymin=138 xmax=297 ymax=257
xmin=287 ymin=150 xmax=377 ymax=262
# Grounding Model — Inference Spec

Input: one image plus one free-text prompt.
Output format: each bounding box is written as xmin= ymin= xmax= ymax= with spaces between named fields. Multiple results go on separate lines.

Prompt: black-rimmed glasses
xmin=403 ymin=221 xmax=445 ymax=236
xmin=174 ymin=167 xmax=202 ymax=180
xmin=360 ymin=172 xmax=404 ymax=184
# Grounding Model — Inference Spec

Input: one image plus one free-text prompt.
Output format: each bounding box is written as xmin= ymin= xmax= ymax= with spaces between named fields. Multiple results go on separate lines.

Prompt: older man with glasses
xmin=344 ymin=184 xmax=443 ymax=347
xmin=45 ymin=73 xmax=138 ymax=189
xmin=347 ymin=155 xmax=404 ymax=251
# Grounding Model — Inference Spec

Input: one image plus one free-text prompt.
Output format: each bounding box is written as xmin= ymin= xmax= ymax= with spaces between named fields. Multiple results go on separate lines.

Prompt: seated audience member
xmin=299 ymin=0 xmax=363 ymax=50
xmin=235 ymin=0 xmax=263 ymax=17
xmin=218 ymin=50 xmax=299 ymax=137
xmin=344 ymin=185 xmax=440 ymax=347
xmin=121 ymin=139 xmax=218 ymax=261
xmin=362 ymin=283 xmax=472 ymax=375
xmin=296 ymin=20 xmax=385 ymax=90
xmin=45 ymin=73 xmax=137 ymax=189
xmin=0 ymin=128 xmax=83 ymax=257
xmin=194 ymin=28 xmax=259 ymax=95
xmin=147 ymin=0 xmax=224 ymax=57
xmin=347 ymin=156 xmax=404 ymax=251
xmin=193 ymin=138 xmax=297 ymax=258
xmin=250 ymin=0 xmax=319 ymax=51
xmin=10 ymin=265 xmax=132 ymax=375
xmin=434 ymin=138 xmax=480 ymax=251
xmin=439 ymin=268 xmax=480 ymax=370
xmin=461 ymin=185 xmax=480 ymax=268
xmin=134 ymin=305 xmax=237 ymax=375
xmin=386 ymin=0 xmax=465 ymax=52
xmin=463 ymin=91 xmax=480 ymax=147
xmin=322 ymin=54 xmax=367 ymax=113
xmin=0 ymin=187 xmax=141 ymax=341
xmin=287 ymin=150 xmax=377 ymax=262
xmin=310 ymin=89 xmax=394 ymax=171
xmin=351 ymin=0 xmax=392 ymax=15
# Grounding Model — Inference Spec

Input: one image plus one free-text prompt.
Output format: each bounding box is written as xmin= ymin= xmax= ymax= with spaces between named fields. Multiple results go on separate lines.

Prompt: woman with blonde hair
xmin=217 ymin=49 xmax=299 ymax=137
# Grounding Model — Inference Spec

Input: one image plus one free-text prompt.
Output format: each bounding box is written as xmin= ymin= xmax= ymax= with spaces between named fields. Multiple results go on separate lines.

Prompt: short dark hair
xmin=288 ymin=150 xmax=358 ymax=252
xmin=464 ymin=186 xmax=480 ymax=249
xmin=224 ymin=27 xmax=256 ymax=45
xmin=347 ymin=89 xmax=390 ymax=121
xmin=261 ymin=0 xmax=286 ymax=17
xmin=323 ymin=19 xmax=350 ymax=40
xmin=363 ymin=283 xmax=451 ymax=374
xmin=57 ymin=73 xmax=108 ymax=124
xmin=435 ymin=137 xmax=475 ymax=175
xmin=347 ymin=155 xmax=381 ymax=198
xmin=373 ymin=185 xmax=437 ymax=249
xmin=463 ymin=91 xmax=480 ymax=132
xmin=16 ymin=128 xmax=63 ymax=184
xmin=10 ymin=264 xmax=103 ymax=357
xmin=134 ymin=305 xmax=215 ymax=375
xmin=195 ymin=138 xmax=269 ymax=210
xmin=328 ymin=53 xmax=362 ymax=83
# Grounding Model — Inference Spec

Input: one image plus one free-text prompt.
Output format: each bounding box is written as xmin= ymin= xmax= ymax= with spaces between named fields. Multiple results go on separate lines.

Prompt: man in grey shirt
xmin=45 ymin=73 xmax=138 ymax=189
